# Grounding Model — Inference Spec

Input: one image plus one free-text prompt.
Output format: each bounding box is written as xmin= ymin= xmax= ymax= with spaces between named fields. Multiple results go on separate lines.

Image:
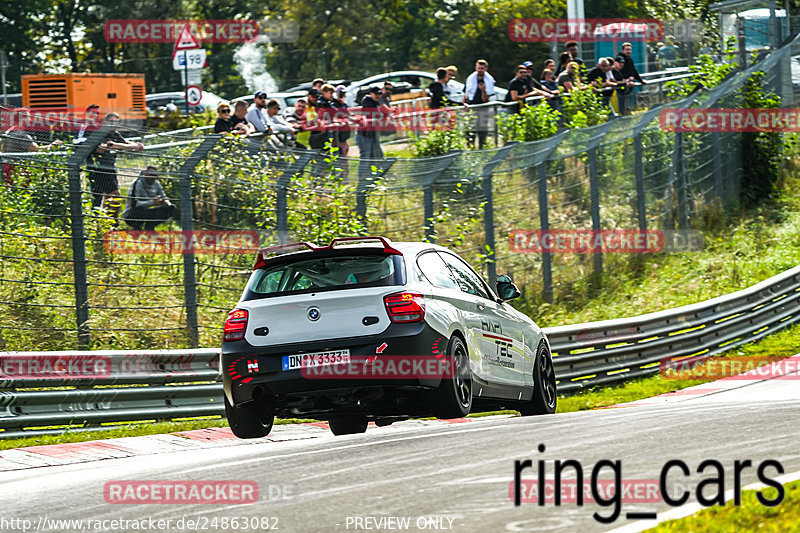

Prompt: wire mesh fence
xmin=1 ymin=34 xmax=797 ymax=351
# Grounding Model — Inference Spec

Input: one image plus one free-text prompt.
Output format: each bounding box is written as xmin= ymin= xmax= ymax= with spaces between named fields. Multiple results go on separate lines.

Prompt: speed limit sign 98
xmin=186 ymin=86 xmax=202 ymax=106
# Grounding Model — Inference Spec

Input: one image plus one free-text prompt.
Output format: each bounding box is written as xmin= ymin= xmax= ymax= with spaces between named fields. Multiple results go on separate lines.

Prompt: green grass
xmin=645 ymin=480 xmax=800 ymax=532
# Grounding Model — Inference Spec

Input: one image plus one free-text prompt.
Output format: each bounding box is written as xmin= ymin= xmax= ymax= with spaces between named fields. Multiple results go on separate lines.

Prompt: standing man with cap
xmin=356 ymin=86 xmax=385 ymax=161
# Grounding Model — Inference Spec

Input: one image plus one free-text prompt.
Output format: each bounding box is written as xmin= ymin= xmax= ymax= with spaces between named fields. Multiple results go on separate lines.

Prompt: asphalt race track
xmin=1 ymin=359 xmax=798 ymax=533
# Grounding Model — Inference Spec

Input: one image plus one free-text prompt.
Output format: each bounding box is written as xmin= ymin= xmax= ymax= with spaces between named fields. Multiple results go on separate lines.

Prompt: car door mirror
xmin=496 ymin=275 xmax=521 ymax=301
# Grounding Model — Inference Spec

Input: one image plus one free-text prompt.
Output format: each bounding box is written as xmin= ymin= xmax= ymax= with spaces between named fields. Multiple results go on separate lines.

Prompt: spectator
xmin=316 ymin=84 xmax=344 ymax=149
xmin=86 ymin=113 xmax=143 ymax=213
xmin=585 ymin=58 xmax=616 ymax=106
xmin=565 ymin=41 xmax=584 ymax=68
xmin=305 ymin=88 xmax=328 ymax=150
xmin=2 ymin=124 xmax=62 ymax=185
xmin=311 ymin=78 xmax=325 ymax=90
xmin=213 ymin=102 xmax=234 ymax=133
xmin=230 ymin=100 xmax=255 ymax=135
xmin=525 ymin=61 xmax=557 ymax=97
xmin=333 ymin=85 xmax=351 ymax=156
xmin=245 ymin=91 xmax=273 ymax=135
xmin=656 ymin=39 xmax=679 ymax=69
xmin=506 ymin=65 xmax=551 ymax=112
xmin=464 ymin=59 xmax=496 ymax=149
xmin=428 ymin=68 xmax=458 ymax=108
xmin=555 ymin=51 xmax=572 ymax=76
xmin=618 ymin=42 xmax=646 ymax=85
xmin=379 ymin=82 xmax=394 ymax=109
xmin=543 ymin=58 xmax=556 ymax=73
xmin=540 ymin=69 xmax=558 ymax=92
xmin=122 ymin=166 xmax=175 ymax=231
xmin=282 ymin=97 xmax=309 ymax=149
xmin=355 ymin=86 xmax=384 ymax=160
xmin=612 ymin=56 xmax=635 ymax=115
xmin=264 ymin=99 xmax=298 ymax=150
xmin=557 ymin=61 xmax=581 ymax=92
xmin=74 ymin=104 xmax=101 ymax=144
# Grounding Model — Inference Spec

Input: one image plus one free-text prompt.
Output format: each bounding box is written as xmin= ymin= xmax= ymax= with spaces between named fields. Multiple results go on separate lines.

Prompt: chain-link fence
xmin=1 ymin=33 xmax=797 ymax=351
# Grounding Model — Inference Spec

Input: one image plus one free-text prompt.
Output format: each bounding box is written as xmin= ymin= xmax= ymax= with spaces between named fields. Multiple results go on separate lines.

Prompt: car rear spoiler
xmin=253 ymin=236 xmax=402 ymax=269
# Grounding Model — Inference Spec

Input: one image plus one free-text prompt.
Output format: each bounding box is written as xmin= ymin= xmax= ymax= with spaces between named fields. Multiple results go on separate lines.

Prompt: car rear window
xmin=244 ymin=253 xmax=404 ymax=300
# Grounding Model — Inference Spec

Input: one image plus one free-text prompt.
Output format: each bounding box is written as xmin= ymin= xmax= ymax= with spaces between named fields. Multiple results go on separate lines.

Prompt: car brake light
xmin=223 ymin=309 xmax=248 ymax=341
xmin=384 ymin=292 xmax=425 ymax=323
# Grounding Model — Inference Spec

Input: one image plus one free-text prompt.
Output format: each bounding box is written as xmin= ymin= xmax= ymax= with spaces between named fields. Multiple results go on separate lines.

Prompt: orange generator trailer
xmin=21 ymin=73 xmax=146 ymax=120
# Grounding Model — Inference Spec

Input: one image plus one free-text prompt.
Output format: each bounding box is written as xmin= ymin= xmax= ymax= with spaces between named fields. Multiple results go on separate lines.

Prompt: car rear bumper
xmin=222 ymin=322 xmax=448 ymax=410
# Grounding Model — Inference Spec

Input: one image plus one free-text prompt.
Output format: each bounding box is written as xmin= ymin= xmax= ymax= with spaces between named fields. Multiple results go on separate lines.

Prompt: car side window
xmin=416 ymin=252 xmax=459 ymax=290
xmin=439 ymin=253 xmax=492 ymax=300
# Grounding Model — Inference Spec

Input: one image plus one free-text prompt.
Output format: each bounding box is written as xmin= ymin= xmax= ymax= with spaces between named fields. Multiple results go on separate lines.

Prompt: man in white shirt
xmin=245 ymin=91 xmax=273 ymax=138
xmin=464 ymin=59 xmax=496 ymax=149
xmin=264 ymin=99 xmax=299 ymax=150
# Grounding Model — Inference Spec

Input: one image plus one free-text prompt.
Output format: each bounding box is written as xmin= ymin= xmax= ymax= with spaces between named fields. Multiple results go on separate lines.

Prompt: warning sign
xmin=174 ymin=24 xmax=201 ymax=50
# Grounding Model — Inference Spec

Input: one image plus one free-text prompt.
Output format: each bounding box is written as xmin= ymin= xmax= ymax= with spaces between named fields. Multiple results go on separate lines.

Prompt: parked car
xmin=221 ymin=236 xmax=557 ymax=438
xmin=344 ymin=70 xmax=508 ymax=107
xmin=145 ymin=90 xmax=226 ymax=115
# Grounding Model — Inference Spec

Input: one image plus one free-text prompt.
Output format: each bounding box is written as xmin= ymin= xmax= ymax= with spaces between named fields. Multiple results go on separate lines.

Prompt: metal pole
xmin=67 ymin=128 xmax=111 ymax=347
xmin=356 ymin=158 xmax=396 ymax=234
xmin=712 ymin=131 xmax=723 ymax=205
xmin=588 ymin=148 xmax=602 ymax=291
xmin=675 ymin=132 xmax=689 ymax=229
xmin=178 ymin=135 xmax=221 ymax=347
xmin=0 ymin=50 xmax=8 ymax=106
xmin=276 ymin=152 xmax=312 ymax=244
xmin=480 ymin=143 xmax=515 ymax=288
xmin=421 ymin=152 xmax=461 ymax=243
xmin=537 ymin=163 xmax=553 ymax=303
xmin=634 ymin=133 xmax=647 ymax=232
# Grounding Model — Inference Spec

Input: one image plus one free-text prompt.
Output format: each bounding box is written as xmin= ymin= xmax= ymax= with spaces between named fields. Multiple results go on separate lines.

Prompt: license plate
xmin=282 ymin=349 xmax=350 ymax=371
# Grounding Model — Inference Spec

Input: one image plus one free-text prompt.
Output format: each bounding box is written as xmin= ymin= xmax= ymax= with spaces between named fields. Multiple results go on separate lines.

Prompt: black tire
xmin=434 ymin=335 xmax=473 ymax=419
xmin=225 ymin=394 xmax=275 ymax=439
xmin=519 ymin=341 xmax=557 ymax=415
xmin=329 ymin=417 xmax=369 ymax=436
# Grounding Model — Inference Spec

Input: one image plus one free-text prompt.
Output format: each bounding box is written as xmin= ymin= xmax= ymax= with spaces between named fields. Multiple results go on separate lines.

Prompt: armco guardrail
xmin=1 ymin=266 xmax=798 ymax=438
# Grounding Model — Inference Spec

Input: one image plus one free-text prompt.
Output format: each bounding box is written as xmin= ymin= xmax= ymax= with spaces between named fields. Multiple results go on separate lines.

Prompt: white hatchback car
xmin=221 ymin=237 xmax=556 ymax=438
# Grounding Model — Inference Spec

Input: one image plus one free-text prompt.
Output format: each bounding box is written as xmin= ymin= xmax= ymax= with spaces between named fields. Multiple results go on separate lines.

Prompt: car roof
xmin=346 ymin=71 xmax=465 ymax=91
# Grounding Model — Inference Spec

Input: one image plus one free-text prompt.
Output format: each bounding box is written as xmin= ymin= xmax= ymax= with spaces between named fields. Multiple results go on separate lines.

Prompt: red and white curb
xmin=0 ymin=416 xmax=509 ymax=472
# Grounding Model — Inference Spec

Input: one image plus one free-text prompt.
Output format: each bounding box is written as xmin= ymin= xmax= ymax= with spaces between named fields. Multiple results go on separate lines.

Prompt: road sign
xmin=180 ymin=69 xmax=202 ymax=86
xmin=173 ymin=49 xmax=207 ymax=70
xmin=174 ymin=24 xmax=200 ymax=51
xmin=186 ymin=86 xmax=202 ymax=106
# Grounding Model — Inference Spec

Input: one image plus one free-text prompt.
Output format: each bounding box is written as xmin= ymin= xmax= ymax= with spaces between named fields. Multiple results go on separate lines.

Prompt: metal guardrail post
xmin=712 ymin=131 xmax=723 ymax=205
xmin=356 ymin=158 xmax=396 ymax=233
xmin=674 ymin=132 xmax=689 ymax=229
xmin=178 ymin=135 xmax=221 ymax=348
xmin=588 ymin=147 xmax=602 ymax=291
xmin=66 ymin=127 xmax=111 ymax=348
xmin=480 ymin=143 xmax=515 ymax=287
xmin=537 ymin=163 xmax=553 ymax=303
xmin=275 ymin=152 xmax=313 ymax=244
xmin=422 ymin=151 xmax=461 ymax=242
xmin=634 ymin=133 xmax=647 ymax=232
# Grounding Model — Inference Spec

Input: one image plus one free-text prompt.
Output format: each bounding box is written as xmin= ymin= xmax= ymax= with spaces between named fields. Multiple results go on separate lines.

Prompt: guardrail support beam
xmin=178 ymin=135 xmax=222 ymax=348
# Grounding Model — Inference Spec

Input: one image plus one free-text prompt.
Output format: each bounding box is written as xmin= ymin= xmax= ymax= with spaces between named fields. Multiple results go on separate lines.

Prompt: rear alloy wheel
xmin=434 ymin=335 xmax=473 ymax=419
xmin=225 ymin=394 xmax=275 ymax=438
xmin=329 ymin=417 xmax=369 ymax=436
xmin=519 ymin=341 xmax=557 ymax=415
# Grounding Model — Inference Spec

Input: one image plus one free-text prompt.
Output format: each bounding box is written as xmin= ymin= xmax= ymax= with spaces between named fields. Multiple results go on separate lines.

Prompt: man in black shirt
xmin=87 ymin=113 xmax=143 ymax=212
xmin=618 ymin=43 xmax=646 ymax=85
xmin=565 ymin=41 xmax=585 ymax=68
xmin=428 ymin=68 xmax=458 ymax=109
xmin=356 ymin=86 xmax=384 ymax=160
xmin=506 ymin=65 xmax=551 ymax=112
